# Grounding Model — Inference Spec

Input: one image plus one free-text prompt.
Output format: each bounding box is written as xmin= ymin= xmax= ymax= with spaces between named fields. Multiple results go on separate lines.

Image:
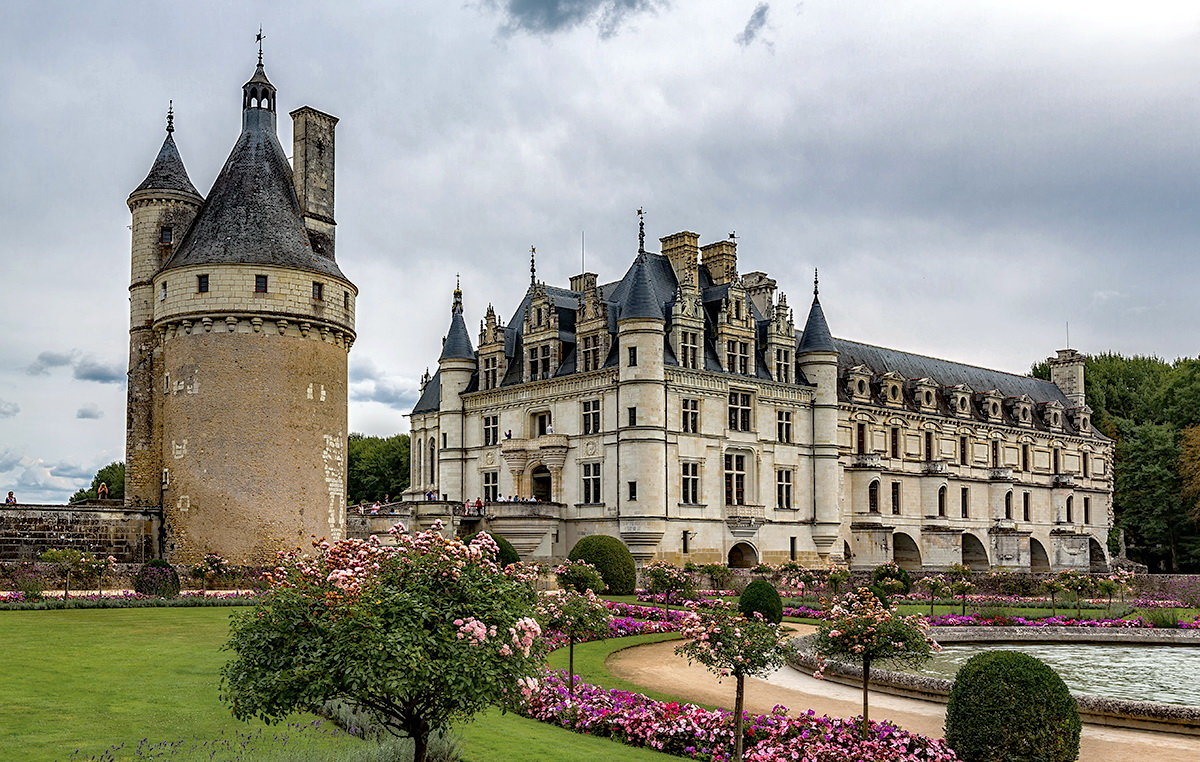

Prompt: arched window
xmin=1065 ymin=495 xmax=1074 ymax=524
xmin=414 ymin=439 xmax=422 ymax=487
xmin=1004 ymin=491 xmax=1013 ymax=520
xmin=937 ymin=486 xmax=947 ymax=517
xmin=868 ymin=481 xmax=880 ymax=513
xmin=428 ymin=437 xmax=436 ymax=486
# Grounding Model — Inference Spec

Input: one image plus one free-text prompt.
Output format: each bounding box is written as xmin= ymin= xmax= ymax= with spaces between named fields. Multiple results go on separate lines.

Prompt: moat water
xmin=903 ymin=643 xmax=1200 ymax=706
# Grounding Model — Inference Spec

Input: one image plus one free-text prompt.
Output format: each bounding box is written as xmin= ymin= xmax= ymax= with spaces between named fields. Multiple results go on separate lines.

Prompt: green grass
xmin=0 ymin=608 xmax=681 ymax=762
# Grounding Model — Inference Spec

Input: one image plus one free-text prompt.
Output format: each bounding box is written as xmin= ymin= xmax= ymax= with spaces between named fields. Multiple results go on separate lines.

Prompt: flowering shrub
xmin=133 ymin=559 xmax=181 ymax=597
xmin=222 ymin=524 xmax=546 ymax=762
xmin=554 ymin=559 xmax=606 ymax=593
xmin=519 ymin=670 xmax=958 ymax=761
xmin=536 ymin=589 xmax=612 ymax=695
xmin=189 ymin=553 xmax=231 ymax=590
xmin=642 ymin=560 xmax=697 ymax=602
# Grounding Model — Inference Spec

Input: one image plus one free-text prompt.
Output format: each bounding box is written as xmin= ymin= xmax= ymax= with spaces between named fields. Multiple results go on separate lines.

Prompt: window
xmin=776 ymin=469 xmax=794 ymax=509
xmin=960 ymin=487 xmax=969 ymax=518
xmin=196 ymin=274 xmax=209 ymax=293
xmin=482 ymin=356 xmax=499 ymax=390
xmin=483 ymin=415 xmax=499 ymax=446
xmin=1082 ymin=454 xmax=1090 ymax=478
xmin=1065 ymin=495 xmax=1074 ymax=523
xmin=344 ymin=291 xmax=351 ymax=310
xmin=627 ymin=406 xmax=637 ymax=427
xmin=789 ymin=536 xmax=797 ymax=561
xmin=1022 ymin=492 xmax=1031 ymax=522
xmin=255 ymin=274 xmax=268 ymax=293
xmin=991 ymin=441 xmax=1000 ymax=468
xmin=682 ymin=462 xmax=700 ymax=504
xmin=890 ymin=481 xmax=901 ymax=515
xmin=856 ymin=423 xmax=868 ymax=455
xmin=890 ymin=427 xmax=901 ymax=459
xmin=867 ymin=480 xmax=879 ymax=513
xmin=774 ymin=348 xmax=791 ymax=383
xmin=1022 ymin=444 xmax=1030 ymax=472
xmin=528 ymin=345 xmax=552 ymax=380
xmin=627 ymin=481 xmax=638 ymax=501
xmin=959 ymin=436 xmax=968 ymax=466
xmin=160 ymin=226 xmax=173 ymax=244
xmin=776 ymin=410 xmax=793 ymax=443
xmin=428 ymin=438 xmax=436 ymax=484
xmin=682 ymin=530 xmax=690 ymax=555
xmin=682 ymin=398 xmax=700 ymax=433
xmin=312 ymin=281 xmax=324 ymax=301
xmin=925 ymin=432 xmax=935 ymax=461
xmin=1053 ymin=448 xmax=1061 ymax=474
xmin=724 ymin=453 xmax=746 ymax=505
xmin=628 ymin=346 xmax=638 ymax=367
xmin=1005 ymin=491 xmax=1013 ymax=520
xmin=534 ymin=412 xmax=552 ymax=436
xmin=680 ymin=331 xmax=700 ymax=369
xmin=483 ymin=471 xmax=499 ymax=502
xmin=733 ymin=299 xmax=742 ymax=321
xmin=582 ymin=399 xmax=600 ymax=435
xmin=442 ymin=433 xmax=447 ymax=449
xmin=725 ymin=340 xmax=749 ymax=375
xmin=581 ymin=334 xmax=602 ymax=372
xmin=582 ymin=462 xmax=601 ymax=503
xmin=937 ymin=486 xmax=947 ymax=517
xmin=728 ymin=391 xmax=751 ymax=431
xmin=1084 ymin=496 xmax=1091 ymax=524
xmin=159 ymin=281 xmax=167 ymax=301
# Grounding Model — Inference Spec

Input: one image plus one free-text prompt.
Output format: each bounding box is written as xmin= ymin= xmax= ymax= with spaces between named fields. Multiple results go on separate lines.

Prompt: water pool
xmin=905 ymin=643 xmax=1200 ymax=706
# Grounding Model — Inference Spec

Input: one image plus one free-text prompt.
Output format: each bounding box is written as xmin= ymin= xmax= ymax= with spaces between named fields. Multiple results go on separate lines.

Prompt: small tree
xmin=554 ymin=559 xmax=605 ymax=593
xmin=76 ymin=553 xmax=116 ymax=595
xmin=535 ymin=589 xmax=612 ymax=696
xmin=642 ymin=560 xmax=696 ymax=602
xmin=40 ymin=548 xmax=83 ymax=597
xmin=222 ymin=523 xmax=545 ymax=762
xmin=917 ymin=574 xmax=949 ymax=617
xmin=675 ymin=605 xmax=790 ymax=762
xmin=871 ymin=561 xmax=912 ymax=596
xmin=826 ymin=565 xmax=851 ymax=597
xmin=811 ymin=587 xmax=937 ymax=739
xmin=1055 ymin=569 xmax=1095 ymax=620
xmin=945 ymin=564 xmax=975 ymax=616
xmin=190 ymin=553 xmax=231 ymax=591
xmin=1042 ymin=574 xmax=1063 ymax=617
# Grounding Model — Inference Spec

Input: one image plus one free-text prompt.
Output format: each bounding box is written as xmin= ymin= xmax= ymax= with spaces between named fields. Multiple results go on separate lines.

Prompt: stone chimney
xmin=290 ymin=106 xmax=338 ymax=258
xmin=742 ymin=271 xmax=777 ymax=317
xmin=1048 ymin=348 xmax=1086 ymax=408
xmin=570 ymin=272 xmax=598 ymax=293
xmin=660 ymin=231 xmax=701 ymax=280
xmin=701 ymin=239 xmax=737 ymax=285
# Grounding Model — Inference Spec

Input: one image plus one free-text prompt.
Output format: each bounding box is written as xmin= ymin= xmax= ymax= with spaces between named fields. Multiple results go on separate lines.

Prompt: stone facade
xmin=0 ymin=504 xmax=159 ymax=563
xmin=408 ymin=232 xmax=1113 ymax=572
xmin=122 ymin=61 xmax=355 ymax=563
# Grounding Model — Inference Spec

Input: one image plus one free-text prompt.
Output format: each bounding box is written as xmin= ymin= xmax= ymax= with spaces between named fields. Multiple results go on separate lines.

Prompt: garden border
xmin=788 ymin=629 xmax=1200 ymax=736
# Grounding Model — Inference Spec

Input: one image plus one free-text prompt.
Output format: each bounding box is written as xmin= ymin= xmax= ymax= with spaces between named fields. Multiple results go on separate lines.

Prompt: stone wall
xmin=0 ymin=503 xmax=160 ymax=562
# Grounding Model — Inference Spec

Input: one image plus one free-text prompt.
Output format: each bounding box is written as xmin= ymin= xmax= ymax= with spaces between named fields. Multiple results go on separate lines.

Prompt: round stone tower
xmin=129 ymin=60 xmax=356 ymax=563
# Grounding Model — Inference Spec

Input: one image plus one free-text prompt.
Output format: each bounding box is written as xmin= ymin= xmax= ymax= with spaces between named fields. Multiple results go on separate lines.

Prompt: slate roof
xmin=163 ymin=67 xmax=346 ymax=281
xmin=131 ymin=133 xmax=201 ymax=198
xmin=615 ymin=253 xmax=667 ymax=321
xmin=412 ymin=371 xmax=441 ymax=414
xmin=797 ymin=295 xmax=836 ymax=353
xmin=439 ymin=306 xmax=475 ymax=361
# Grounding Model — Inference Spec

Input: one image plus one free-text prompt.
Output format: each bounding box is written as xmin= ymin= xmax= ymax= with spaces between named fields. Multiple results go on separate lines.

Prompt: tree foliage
xmin=221 ymin=525 xmax=545 ymax=762
xmin=69 ymin=461 xmax=125 ymax=503
xmin=567 ymin=535 xmax=636 ymax=595
xmin=347 ymin=433 xmax=410 ymax=504
xmin=738 ymin=580 xmax=783 ymax=624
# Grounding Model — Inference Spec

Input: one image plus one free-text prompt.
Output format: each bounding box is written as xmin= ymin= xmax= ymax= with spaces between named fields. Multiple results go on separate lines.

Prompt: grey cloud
xmin=351 ymin=377 xmax=422 ymax=411
xmin=735 ymin=3 xmax=770 ymax=48
xmin=73 ymin=358 xmax=125 ymax=385
xmin=50 ymin=461 xmax=94 ymax=479
xmin=487 ymin=0 xmax=667 ymax=37
xmin=75 ymin=403 xmax=104 ymax=420
xmin=25 ymin=350 xmax=75 ymax=376
xmin=349 ymin=358 xmax=384 ymax=383
xmin=0 ymin=449 xmax=22 ymax=472
xmin=0 ymin=400 xmax=18 ymax=419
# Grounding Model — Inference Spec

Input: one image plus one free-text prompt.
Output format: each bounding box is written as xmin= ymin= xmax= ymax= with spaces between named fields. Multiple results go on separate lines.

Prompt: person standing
xmin=4 ymin=491 xmax=15 ymax=504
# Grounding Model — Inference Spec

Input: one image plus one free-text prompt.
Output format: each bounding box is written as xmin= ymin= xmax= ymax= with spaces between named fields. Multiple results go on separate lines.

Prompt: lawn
xmin=0 ymin=608 xmax=679 ymax=762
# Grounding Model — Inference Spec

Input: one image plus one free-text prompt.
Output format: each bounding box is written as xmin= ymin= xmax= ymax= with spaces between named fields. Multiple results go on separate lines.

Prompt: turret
xmin=125 ymin=107 xmax=203 ymax=508
xmin=796 ymin=272 xmax=841 ymax=558
xmin=1048 ymin=348 xmax=1086 ymax=408
xmin=437 ymin=281 xmax=477 ymax=503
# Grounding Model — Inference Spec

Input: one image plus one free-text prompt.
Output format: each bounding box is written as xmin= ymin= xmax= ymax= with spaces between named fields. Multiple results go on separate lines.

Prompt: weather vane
xmin=530 ymin=246 xmax=537 ymax=286
xmin=729 ymin=231 xmax=737 ymax=240
xmin=813 ymin=268 xmax=820 ymax=297
xmin=256 ymin=26 xmax=266 ymax=65
xmin=636 ymin=207 xmax=645 ymax=254
xmin=166 ymin=100 xmax=174 ymax=133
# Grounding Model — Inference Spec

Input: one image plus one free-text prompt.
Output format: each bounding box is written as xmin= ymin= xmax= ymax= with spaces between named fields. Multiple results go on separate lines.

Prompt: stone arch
xmin=868 ymin=480 xmax=880 ymax=513
xmin=962 ymin=533 xmax=989 ymax=570
xmin=893 ymin=531 xmax=921 ymax=570
xmin=1089 ymin=537 xmax=1109 ymax=573
xmin=937 ymin=485 xmax=947 ymax=517
xmin=1065 ymin=495 xmax=1074 ymax=523
xmin=1030 ymin=537 xmax=1050 ymax=571
xmin=530 ymin=464 xmax=552 ymax=502
xmin=728 ymin=541 xmax=758 ymax=569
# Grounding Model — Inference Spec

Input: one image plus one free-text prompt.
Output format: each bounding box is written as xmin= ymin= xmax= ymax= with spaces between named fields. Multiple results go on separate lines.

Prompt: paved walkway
xmin=607 ymin=627 xmax=1199 ymax=762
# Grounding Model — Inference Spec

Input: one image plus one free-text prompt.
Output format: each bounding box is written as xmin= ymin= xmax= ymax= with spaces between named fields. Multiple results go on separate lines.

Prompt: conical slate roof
xmin=163 ymin=70 xmax=345 ymax=280
xmin=439 ymin=288 xmax=476 ymax=361
xmin=618 ymin=253 xmax=665 ymax=321
xmin=797 ymin=295 xmax=836 ymax=354
xmin=131 ymin=133 xmax=200 ymax=198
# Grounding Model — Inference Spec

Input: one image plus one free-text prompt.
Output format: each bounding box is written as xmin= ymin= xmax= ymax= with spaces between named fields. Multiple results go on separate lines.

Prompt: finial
xmin=166 ymin=100 xmax=174 ymax=133
xmin=455 ymin=273 xmax=461 ymax=292
xmin=256 ymin=26 xmax=266 ymax=65
xmin=452 ymin=274 xmax=463 ymax=313
xmin=636 ymin=208 xmax=645 ymax=254
xmin=729 ymin=231 xmax=737 ymax=240
xmin=813 ymin=268 xmax=819 ymax=298
xmin=530 ymin=246 xmax=537 ymax=286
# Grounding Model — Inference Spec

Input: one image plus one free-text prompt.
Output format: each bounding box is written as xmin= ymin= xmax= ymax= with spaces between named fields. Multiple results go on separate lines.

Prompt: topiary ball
xmin=568 ymin=535 xmax=636 ymax=595
xmin=738 ymin=579 xmax=783 ymax=623
xmin=946 ymin=650 xmax=1081 ymax=762
xmin=133 ymin=559 xmax=181 ymax=598
xmin=463 ymin=532 xmax=520 ymax=567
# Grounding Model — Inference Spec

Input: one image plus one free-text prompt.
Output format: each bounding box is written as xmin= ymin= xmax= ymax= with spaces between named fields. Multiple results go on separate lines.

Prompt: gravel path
xmin=606 ymin=628 xmax=1199 ymax=762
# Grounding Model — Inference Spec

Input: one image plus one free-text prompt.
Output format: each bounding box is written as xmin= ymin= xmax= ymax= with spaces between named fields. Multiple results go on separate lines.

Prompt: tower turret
xmin=125 ymin=107 xmax=203 ymax=508
xmin=437 ymin=281 xmax=477 ymax=504
xmin=796 ymin=272 xmax=841 ymax=559
xmin=144 ymin=59 xmax=356 ymax=563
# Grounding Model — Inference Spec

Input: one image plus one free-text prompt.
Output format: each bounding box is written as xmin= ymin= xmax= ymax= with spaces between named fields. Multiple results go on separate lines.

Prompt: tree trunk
xmin=929 ymin=592 xmax=934 ymax=616
xmin=64 ymin=571 xmax=71 ymax=598
xmin=568 ymin=636 xmax=576 ymax=697
xmin=861 ymin=656 xmax=871 ymax=739
xmin=734 ymin=671 xmax=745 ymax=762
xmin=413 ymin=730 xmax=428 ymax=762
xmin=1050 ymin=590 xmax=1056 ymax=617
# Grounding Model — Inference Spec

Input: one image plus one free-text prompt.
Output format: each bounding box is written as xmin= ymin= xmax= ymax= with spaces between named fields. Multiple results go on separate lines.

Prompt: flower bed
xmin=0 ymin=590 xmax=259 ymax=610
xmin=929 ymin=613 xmax=1200 ymax=629
xmin=519 ymin=670 xmax=958 ymax=761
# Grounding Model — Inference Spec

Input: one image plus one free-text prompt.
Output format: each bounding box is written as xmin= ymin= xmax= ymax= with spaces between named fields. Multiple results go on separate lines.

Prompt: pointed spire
xmin=620 ymin=253 xmax=664 ymax=322
xmin=440 ymin=280 xmax=475 ymax=361
xmin=814 ymin=268 xmax=820 ymax=297
xmin=166 ymin=100 xmax=174 ymax=133
xmin=637 ymin=207 xmax=646 ymax=254
xmin=798 ymin=269 xmax=836 ymax=354
xmin=131 ymin=112 xmax=201 ymax=198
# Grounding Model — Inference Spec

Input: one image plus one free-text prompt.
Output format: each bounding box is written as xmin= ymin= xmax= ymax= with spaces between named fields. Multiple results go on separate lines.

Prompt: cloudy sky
xmin=2 ymin=1 xmax=1199 ymax=502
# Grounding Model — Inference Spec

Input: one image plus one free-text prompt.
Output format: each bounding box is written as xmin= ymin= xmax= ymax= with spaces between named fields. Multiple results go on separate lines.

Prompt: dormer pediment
xmin=846 ymin=364 xmax=874 ymax=401
xmin=945 ymin=383 xmax=974 ymax=417
xmin=908 ymin=377 xmax=938 ymax=410
xmin=878 ymin=371 xmax=905 ymax=406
